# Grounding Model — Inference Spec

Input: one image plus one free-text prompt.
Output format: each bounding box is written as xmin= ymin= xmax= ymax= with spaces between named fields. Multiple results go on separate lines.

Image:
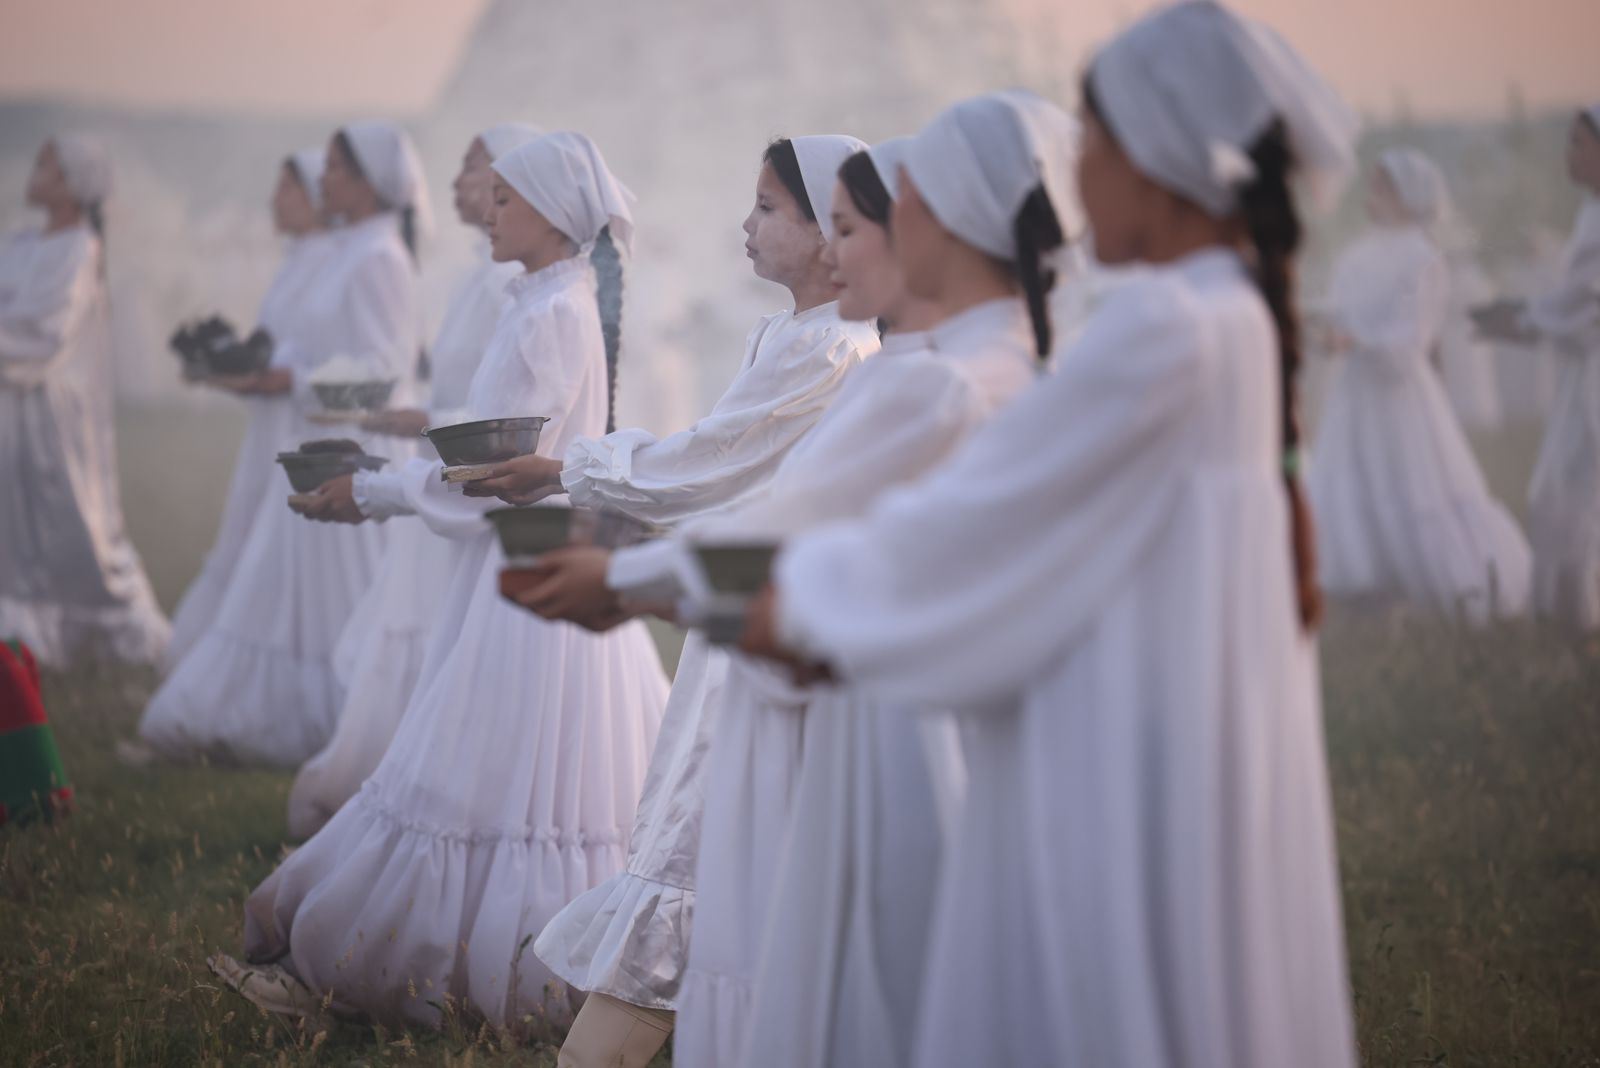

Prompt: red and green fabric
xmin=0 ymin=639 xmax=72 ymax=827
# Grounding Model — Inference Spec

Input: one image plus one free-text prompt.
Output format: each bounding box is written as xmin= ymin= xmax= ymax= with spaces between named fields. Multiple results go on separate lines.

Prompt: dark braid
xmin=592 ymin=225 xmax=624 ymax=433
xmin=1238 ymin=118 xmax=1322 ymax=630
xmin=399 ymin=204 xmax=419 ymax=264
xmin=1012 ymin=185 xmax=1065 ymax=359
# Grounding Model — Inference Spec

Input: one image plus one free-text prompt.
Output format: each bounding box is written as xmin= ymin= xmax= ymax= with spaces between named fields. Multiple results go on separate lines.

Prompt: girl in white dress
xmin=1478 ymin=104 xmax=1600 ymax=629
xmin=226 ymin=133 xmax=668 ymax=1032
xmin=703 ymin=96 xmax=1080 ymax=1068
xmin=739 ymin=4 xmax=1360 ymax=1065
xmin=164 ymin=149 xmax=334 ymax=669
xmin=138 ymin=122 xmax=426 ymax=766
xmin=478 ymin=133 xmax=879 ymax=1068
xmin=285 ymin=123 xmax=542 ymax=838
xmin=1309 ymin=147 xmax=1530 ymax=624
xmin=0 ymin=136 xmax=169 ymax=668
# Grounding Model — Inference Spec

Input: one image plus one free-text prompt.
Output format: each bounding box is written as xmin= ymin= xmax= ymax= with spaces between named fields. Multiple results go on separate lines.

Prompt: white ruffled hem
xmin=246 ymin=783 xmax=630 ymax=1030
xmin=534 ymin=868 xmax=693 ymax=1010
xmin=0 ymin=594 xmax=169 ymax=669
xmin=675 ymin=967 xmax=754 ymax=1068
xmin=139 ymin=627 xmax=342 ymax=767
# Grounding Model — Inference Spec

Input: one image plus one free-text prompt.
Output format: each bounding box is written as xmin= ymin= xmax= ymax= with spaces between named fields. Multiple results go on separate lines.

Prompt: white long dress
xmin=0 ymin=224 xmax=169 ymax=667
xmin=680 ymin=300 xmax=1039 ymax=1068
xmin=532 ymin=302 xmax=878 ymax=1015
xmin=139 ymin=213 xmax=419 ymax=766
xmin=776 ymin=250 xmax=1357 ymax=1068
xmin=164 ymin=233 xmax=337 ymax=669
xmin=285 ymin=245 xmax=516 ymax=837
xmin=1309 ymin=225 xmax=1530 ymax=624
xmin=1439 ymin=253 xmax=1503 ymax=430
xmin=243 ymin=255 xmax=669 ymax=1030
xmin=1526 ymin=196 xmax=1600 ymax=628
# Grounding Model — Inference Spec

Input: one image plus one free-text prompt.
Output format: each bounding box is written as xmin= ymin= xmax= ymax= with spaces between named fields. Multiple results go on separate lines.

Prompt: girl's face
xmin=272 ymin=164 xmax=319 ymax=235
xmin=320 ymin=134 xmax=378 ymax=219
xmin=486 ymin=174 xmax=564 ymax=264
xmin=824 ymin=177 xmax=905 ymax=322
xmin=454 ymin=137 xmax=496 ymax=228
xmin=1566 ymin=114 xmax=1600 ymax=192
xmin=1364 ymin=166 xmax=1407 ymax=226
xmin=887 ymin=169 xmax=952 ymax=300
xmin=25 ymin=142 xmax=72 ymax=211
xmin=742 ymin=160 xmax=825 ymax=286
xmin=1074 ymin=107 xmax=1169 ymax=266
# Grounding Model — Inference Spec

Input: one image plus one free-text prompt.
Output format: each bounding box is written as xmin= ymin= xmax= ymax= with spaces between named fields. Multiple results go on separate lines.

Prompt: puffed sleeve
xmin=775 ymin=277 xmax=1207 ymax=709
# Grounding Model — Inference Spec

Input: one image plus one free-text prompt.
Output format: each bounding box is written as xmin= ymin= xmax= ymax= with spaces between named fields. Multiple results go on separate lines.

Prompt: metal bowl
xmin=423 ymin=416 xmax=549 ymax=466
xmin=692 ymin=542 xmax=779 ymax=595
xmin=312 ymin=379 xmax=398 ymax=412
xmin=486 ymin=505 xmax=664 ymax=559
xmin=486 ymin=506 xmax=578 ymax=559
xmin=205 ymin=332 xmax=273 ymax=376
xmin=275 ymin=450 xmax=387 ymax=493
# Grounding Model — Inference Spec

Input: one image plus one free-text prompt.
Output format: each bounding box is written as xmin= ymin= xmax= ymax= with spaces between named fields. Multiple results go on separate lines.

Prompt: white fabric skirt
xmin=138 ymin=492 xmax=387 ymax=767
xmin=535 ymin=632 xmax=729 ymax=1010
xmin=244 ymin=533 xmax=668 ymax=1029
xmin=674 ymin=656 xmax=809 ymax=1066
xmin=286 ymin=515 xmax=459 ymax=838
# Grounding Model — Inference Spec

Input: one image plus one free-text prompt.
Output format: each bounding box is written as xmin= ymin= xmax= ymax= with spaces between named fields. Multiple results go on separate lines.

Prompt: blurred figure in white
xmin=163 ymin=149 xmax=335 ymax=668
xmin=0 ymin=136 xmax=169 ymax=667
xmin=285 ymin=122 xmax=541 ymax=838
xmin=138 ymin=121 xmax=426 ymax=766
xmin=1439 ymin=241 xmax=1504 ymax=429
xmin=232 ymin=133 xmax=667 ymax=1032
xmin=1309 ymin=147 xmax=1530 ymax=624
xmin=1477 ymin=105 xmax=1600 ymax=629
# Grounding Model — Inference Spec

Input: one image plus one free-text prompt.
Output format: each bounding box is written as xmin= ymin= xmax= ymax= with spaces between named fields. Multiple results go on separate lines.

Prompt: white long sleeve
xmin=1329 ymin=228 xmax=1448 ymax=378
xmin=563 ymin=306 xmax=877 ymax=525
xmin=0 ymin=228 xmax=98 ymax=385
xmin=776 ymin=274 xmax=1206 ymax=709
xmin=1527 ymin=198 xmax=1600 ymax=346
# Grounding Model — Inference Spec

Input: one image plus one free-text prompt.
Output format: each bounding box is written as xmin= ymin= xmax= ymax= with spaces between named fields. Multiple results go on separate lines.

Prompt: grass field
xmin=1 ymin=408 xmax=1596 ymax=1066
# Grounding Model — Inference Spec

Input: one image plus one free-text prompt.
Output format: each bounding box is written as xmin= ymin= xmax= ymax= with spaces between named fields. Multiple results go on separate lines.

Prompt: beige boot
xmin=558 ymin=992 xmax=675 ymax=1068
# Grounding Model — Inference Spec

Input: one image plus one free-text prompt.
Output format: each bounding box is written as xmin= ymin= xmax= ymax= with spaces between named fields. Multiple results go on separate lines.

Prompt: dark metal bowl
xmin=423 ymin=416 xmax=549 ymax=467
xmin=312 ymin=379 xmax=398 ymax=412
xmin=275 ymin=451 xmax=387 ymax=493
xmin=205 ymin=331 xmax=273 ymax=376
xmin=485 ymin=505 xmax=661 ymax=560
xmin=692 ymin=542 xmax=779 ymax=595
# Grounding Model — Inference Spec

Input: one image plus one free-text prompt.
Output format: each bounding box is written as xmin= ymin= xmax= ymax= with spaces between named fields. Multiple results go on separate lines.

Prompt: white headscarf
xmin=1088 ymin=0 xmax=1358 ymax=218
xmin=790 ymin=134 xmax=869 ymax=241
xmin=1377 ymin=147 xmax=1452 ymax=230
xmin=340 ymin=120 xmax=432 ymax=235
xmin=289 ymin=148 xmax=326 ymax=213
xmin=491 ymin=131 xmax=636 ymax=255
xmin=52 ymin=135 xmax=112 ymax=207
xmin=479 ymin=122 xmax=544 ymax=162
xmin=867 ymin=137 xmax=911 ymax=200
xmin=901 ymin=89 xmax=1081 ymax=262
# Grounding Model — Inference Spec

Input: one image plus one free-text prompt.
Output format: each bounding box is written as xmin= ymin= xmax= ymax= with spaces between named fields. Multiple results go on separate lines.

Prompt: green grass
xmin=3 ymin=615 xmax=1596 ymax=1066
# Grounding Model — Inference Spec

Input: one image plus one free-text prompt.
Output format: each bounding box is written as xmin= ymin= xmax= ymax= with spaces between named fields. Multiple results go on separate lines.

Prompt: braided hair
xmin=1238 ymin=119 xmax=1322 ymax=630
xmin=591 ymin=225 xmax=625 ymax=433
xmin=1012 ymin=186 xmax=1065 ymax=359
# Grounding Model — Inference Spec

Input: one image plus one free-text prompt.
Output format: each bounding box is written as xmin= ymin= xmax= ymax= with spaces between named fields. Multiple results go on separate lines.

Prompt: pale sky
xmin=0 ymin=0 xmax=1593 ymax=120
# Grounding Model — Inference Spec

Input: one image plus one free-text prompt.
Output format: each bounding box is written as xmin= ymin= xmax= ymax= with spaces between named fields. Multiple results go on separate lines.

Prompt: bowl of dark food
xmin=311 ymin=379 xmax=398 ymax=413
xmin=487 ymin=505 xmax=662 ymax=562
xmin=205 ymin=328 xmax=274 ymax=376
xmin=171 ymin=315 xmax=239 ymax=379
xmin=276 ymin=438 xmax=388 ymax=493
xmin=423 ymin=416 xmax=549 ymax=467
